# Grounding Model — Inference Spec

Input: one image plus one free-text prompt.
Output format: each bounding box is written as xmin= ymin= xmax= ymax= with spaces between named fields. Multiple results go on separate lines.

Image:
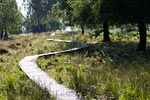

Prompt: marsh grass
xmin=0 ymin=31 xmax=83 ymax=100
xmin=0 ymin=32 xmax=58 ymax=100
xmin=37 ymin=31 xmax=150 ymax=100
xmin=1 ymin=30 xmax=150 ymax=100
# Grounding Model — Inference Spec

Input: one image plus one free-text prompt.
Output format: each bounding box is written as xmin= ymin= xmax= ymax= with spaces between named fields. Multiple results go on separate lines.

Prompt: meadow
xmin=37 ymin=30 xmax=150 ymax=100
xmin=0 ymin=29 xmax=150 ymax=100
xmin=0 ymin=33 xmax=56 ymax=100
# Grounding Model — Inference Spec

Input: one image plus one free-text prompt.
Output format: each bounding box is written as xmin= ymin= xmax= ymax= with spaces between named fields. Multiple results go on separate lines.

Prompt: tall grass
xmin=0 ymin=33 xmax=57 ymax=100
xmin=37 ymin=30 xmax=150 ymax=100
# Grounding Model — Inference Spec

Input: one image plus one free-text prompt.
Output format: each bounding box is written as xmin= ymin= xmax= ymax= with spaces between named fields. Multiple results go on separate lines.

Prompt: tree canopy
xmin=0 ymin=0 xmax=22 ymax=39
xmin=52 ymin=0 xmax=150 ymax=51
xmin=24 ymin=0 xmax=57 ymax=33
xmin=107 ymin=0 xmax=150 ymax=50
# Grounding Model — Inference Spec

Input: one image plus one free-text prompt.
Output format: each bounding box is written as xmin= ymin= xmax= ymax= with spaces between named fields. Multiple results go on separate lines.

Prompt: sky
xmin=16 ymin=0 xmax=27 ymax=17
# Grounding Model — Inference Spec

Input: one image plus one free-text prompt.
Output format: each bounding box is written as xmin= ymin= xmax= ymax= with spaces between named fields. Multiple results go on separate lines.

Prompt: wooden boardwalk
xmin=19 ymin=39 xmax=88 ymax=100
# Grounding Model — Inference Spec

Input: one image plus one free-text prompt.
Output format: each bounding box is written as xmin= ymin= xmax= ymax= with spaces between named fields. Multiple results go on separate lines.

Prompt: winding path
xmin=19 ymin=39 xmax=89 ymax=100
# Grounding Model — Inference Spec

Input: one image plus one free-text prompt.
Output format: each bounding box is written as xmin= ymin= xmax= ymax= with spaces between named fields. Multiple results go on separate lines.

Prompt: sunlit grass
xmin=0 ymin=32 xmax=56 ymax=100
xmin=1 ymin=30 xmax=150 ymax=100
xmin=37 ymin=30 xmax=150 ymax=100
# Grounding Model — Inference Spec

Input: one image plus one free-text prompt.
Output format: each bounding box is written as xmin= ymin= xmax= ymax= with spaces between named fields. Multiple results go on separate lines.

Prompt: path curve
xmin=19 ymin=39 xmax=89 ymax=100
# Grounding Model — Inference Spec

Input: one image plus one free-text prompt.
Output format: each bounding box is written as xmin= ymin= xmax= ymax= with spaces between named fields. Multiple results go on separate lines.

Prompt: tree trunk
xmin=4 ymin=30 xmax=8 ymax=40
xmin=80 ymin=25 xmax=85 ymax=35
xmin=43 ymin=24 xmax=46 ymax=32
xmin=103 ymin=22 xmax=110 ymax=42
xmin=38 ymin=17 xmax=41 ymax=33
xmin=137 ymin=22 xmax=147 ymax=51
xmin=0 ymin=30 xmax=3 ymax=39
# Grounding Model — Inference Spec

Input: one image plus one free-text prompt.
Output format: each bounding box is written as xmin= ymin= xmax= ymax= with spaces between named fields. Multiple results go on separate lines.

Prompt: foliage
xmin=24 ymin=0 xmax=59 ymax=33
xmin=0 ymin=0 xmax=22 ymax=39
xmin=67 ymin=0 xmax=93 ymax=27
xmin=52 ymin=0 xmax=150 ymax=50
xmin=52 ymin=0 xmax=74 ymax=26
xmin=107 ymin=0 xmax=150 ymax=51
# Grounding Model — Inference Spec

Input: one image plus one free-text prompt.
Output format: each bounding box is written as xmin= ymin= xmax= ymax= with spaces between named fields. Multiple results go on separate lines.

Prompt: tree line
xmin=26 ymin=0 xmax=150 ymax=51
xmin=24 ymin=0 xmax=59 ymax=33
xmin=0 ymin=0 xmax=22 ymax=40
xmin=1 ymin=0 xmax=150 ymax=51
xmin=52 ymin=0 xmax=150 ymax=51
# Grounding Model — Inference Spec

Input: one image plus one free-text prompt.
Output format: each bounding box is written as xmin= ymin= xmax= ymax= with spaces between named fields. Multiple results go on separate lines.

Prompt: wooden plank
xmin=19 ymin=39 xmax=88 ymax=100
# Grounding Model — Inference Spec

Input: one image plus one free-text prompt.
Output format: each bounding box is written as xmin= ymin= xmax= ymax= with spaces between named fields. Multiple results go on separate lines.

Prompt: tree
xmin=25 ymin=0 xmax=57 ymax=33
xmin=91 ymin=0 xmax=112 ymax=41
xmin=0 ymin=0 xmax=22 ymax=39
xmin=0 ymin=1 xmax=4 ymax=39
xmin=108 ymin=0 xmax=150 ymax=51
xmin=67 ymin=0 xmax=94 ymax=35
xmin=52 ymin=0 xmax=74 ymax=27
xmin=52 ymin=0 xmax=93 ymax=34
xmin=67 ymin=0 xmax=111 ymax=41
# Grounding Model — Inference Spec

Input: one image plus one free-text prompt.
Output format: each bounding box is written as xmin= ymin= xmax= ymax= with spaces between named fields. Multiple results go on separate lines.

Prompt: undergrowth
xmin=0 ymin=32 xmax=58 ymax=100
xmin=1 ymin=30 xmax=150 ymax=100
xmin=37 ymin=30 xmax=150 ymax=100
